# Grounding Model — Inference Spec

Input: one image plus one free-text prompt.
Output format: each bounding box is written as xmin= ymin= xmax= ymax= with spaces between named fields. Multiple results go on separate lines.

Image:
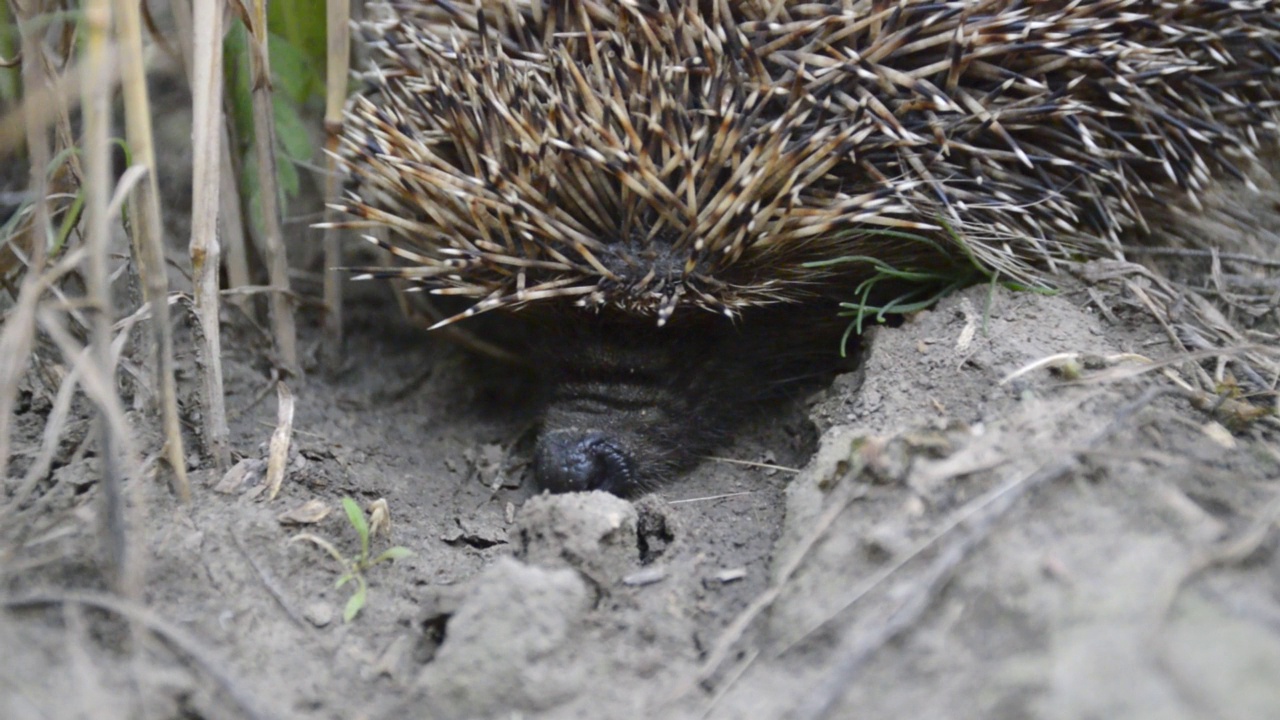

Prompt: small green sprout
xmin=292 ymin=497 xmax=414 ymax=623
xmin=806 ymin=219 xmax=1056 ymax=356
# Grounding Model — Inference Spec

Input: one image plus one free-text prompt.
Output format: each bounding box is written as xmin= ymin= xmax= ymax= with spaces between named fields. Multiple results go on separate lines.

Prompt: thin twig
xmin=1128 ymin=246 xmax=1280 ymax=269
xmin=80 ymin=0 xmax=131 ymax=595
xmin=36 ymin=307 xmax=144 ymax=590
xmin=0 ymin=0 xmax=54 ymax=484
xmin=246 ymin=0 xmax=298 ymax=374
xmin=113 ymin=0 xmax=190 ymax=501
xmin=189 ymin=0 xmax=231 ymax=470
xmin=322 ymin=0 xmax=351 ymax=374
xmin=705 ymin=456 xmax=801 ymax=473
xmin=697 ymin=648 xmax=759 ymax=720
xmin=667 ymin=491 xmax=756 ymax=505
xmin=230 ymin=528 xmax=308 ymax=629
xmin=63 ymin=603 xmax=123 ymax=720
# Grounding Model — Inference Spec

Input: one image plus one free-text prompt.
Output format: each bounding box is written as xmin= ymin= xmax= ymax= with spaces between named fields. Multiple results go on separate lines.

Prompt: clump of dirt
xmin=417 ymin=557 xmax=592 ymax=717
xmin=516 ymin=491 xmax=646 ymax=587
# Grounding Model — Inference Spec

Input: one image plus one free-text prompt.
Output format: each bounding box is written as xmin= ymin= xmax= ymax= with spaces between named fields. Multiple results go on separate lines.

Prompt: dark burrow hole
xmin=635 ymin=496 xmax=676 ymax=564
xmin=323 ymin=290 xmax=889 ymax=517
xmin=415 ymin=611 xmax=451 ymax=664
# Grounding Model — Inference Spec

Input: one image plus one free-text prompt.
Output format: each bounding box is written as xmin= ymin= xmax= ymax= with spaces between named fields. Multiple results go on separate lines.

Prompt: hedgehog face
xmin=526 ymin=307 xmax=848 ymax=494
xmin=528 ymin=313 xmax=734 ymax=494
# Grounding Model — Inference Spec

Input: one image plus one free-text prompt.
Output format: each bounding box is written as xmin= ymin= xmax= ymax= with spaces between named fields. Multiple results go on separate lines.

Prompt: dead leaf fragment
xmin=1200 ymin=421 xmax=1237 ymax=450
xmin=367 ymin=498 xmax=391 ymax=539
xmin=214 ymin=458 xmax=266 ymax=494
xmin=277 ymin=499 xmax=332 ymax=526
xmin=265 ymin=382 xmax=295 ymax=501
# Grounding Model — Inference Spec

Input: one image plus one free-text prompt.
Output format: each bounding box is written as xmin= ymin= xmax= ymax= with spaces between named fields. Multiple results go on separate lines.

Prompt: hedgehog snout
xmin=533 ymin=428 xmax=636 ymax=494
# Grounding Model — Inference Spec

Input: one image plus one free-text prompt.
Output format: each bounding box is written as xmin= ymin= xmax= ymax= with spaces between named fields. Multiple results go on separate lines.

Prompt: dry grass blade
xmin=217 ymin=133 xmax=252 ymax=307
xmin=246 ymin=0 xmax=298 ymax=374
xmin=0 ymin=273 xmax=40 ymax=486
xmin=2 ymin=591 xmax=277 ymax=720
xmin=0 ymin=0 xmax=48 ymax=487
xmin=0 ymin=44 xmax=80 ymax=155
xmin=4 ymin=269 xmax=160 ymax=523
xmin=321 ymin=0 xmax=351 ymax=373
xmin=36 ymin=305 xmax=144 ymax=594
xmin=230 ymin=528 xmax=308 ymax=628
xmin=166 ymin=0 xmax=252 ymax=308
xmin=0 ymin=0 xmax=73 ymax=487
xmin=189 ymin=0 xmax=231 ymax=470
xmin=61 ymin=604 xmax=119 ymax=720
xmin=0 ymin=243 xmax=90 ymax=515
xmin=264 ymin=381 xmax=294 ymax=501
xmin=79 ymin=0 xmax=133 ymax=595
xmin=113 ymin=0 xmax=189 ymax=502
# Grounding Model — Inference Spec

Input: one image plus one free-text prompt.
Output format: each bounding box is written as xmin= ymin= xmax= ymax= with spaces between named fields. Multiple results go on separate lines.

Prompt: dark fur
xmin=524 ymin=304 xmax=853 ymax=493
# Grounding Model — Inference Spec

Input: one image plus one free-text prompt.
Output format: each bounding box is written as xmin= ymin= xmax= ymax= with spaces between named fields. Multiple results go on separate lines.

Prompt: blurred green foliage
xmin=268 ymin=0 xmax=328 ymax=87
xmin=224 ymin=0 xmax=327 ymax=230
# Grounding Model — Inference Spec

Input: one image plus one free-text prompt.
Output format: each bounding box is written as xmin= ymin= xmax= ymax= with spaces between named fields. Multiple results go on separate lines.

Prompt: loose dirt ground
xmin=6 ymin=272 xmax=1280 ymax=720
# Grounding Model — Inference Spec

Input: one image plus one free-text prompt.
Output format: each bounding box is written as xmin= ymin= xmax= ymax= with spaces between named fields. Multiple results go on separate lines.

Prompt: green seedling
xmin=292 ymin=497 xmax=414 ymax=622
xmin=806 ymin=218 xmax=1055 ymax=356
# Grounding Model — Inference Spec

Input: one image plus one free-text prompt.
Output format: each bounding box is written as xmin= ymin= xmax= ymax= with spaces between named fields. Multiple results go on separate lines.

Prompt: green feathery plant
xmin=292 ymin=497 xmax=414 ymax=623
xmin=806 ymin=219 xmax=1054 ymax=356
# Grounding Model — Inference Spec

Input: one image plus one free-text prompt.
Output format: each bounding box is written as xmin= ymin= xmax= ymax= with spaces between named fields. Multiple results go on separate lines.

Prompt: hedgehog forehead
xmin=595 ymin=225 xmax=686 ymax=281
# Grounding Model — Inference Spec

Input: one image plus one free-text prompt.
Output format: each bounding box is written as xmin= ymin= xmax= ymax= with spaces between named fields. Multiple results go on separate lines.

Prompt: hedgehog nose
xmin=533 ymin=429 xmax=634 ymax=494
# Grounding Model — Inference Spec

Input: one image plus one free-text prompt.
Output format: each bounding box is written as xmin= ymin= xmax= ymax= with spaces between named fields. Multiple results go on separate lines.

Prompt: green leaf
xmin=275 ymin=146 xmax=300 ymax=201
xmin=271 ymin=95 xmax=312 ymax=201
xmin=342 ymin=497 xmax=370 ymax=559
xmin=372 ymin=546 xmax=415 ymax=565
xmin=54 ymin=191 xmax=84 ymax=255
xmin=223 ymin=22 xmax=255 ymax=145
xmin=224 ymin=20 xmax=313 ymax=232
xmin=110 ymin=138 xmax=133 ymax=168
xmin=267 ymin=32 xmax=317 ymax=105
xmin=269 ymin=0 xmax=328 ymax=82
xmin=272 ymin=94 xmax=314 ymax=165
xmin=343 ymin=580 xmax=367 ymax=623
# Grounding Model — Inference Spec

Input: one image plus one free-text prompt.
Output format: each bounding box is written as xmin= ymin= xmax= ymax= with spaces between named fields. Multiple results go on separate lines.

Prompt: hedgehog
xmin=332 ymin=0 xmax=1280 ymax=495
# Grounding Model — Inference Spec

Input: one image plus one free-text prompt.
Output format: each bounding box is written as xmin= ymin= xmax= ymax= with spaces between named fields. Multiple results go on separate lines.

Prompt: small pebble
xmin=621 ymin=567 xmax=668 ymax=586
xmin=304 ymin=602 xmax=334 ymax=628
xmin=712 ymin=568 xmax=746 ymax=584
